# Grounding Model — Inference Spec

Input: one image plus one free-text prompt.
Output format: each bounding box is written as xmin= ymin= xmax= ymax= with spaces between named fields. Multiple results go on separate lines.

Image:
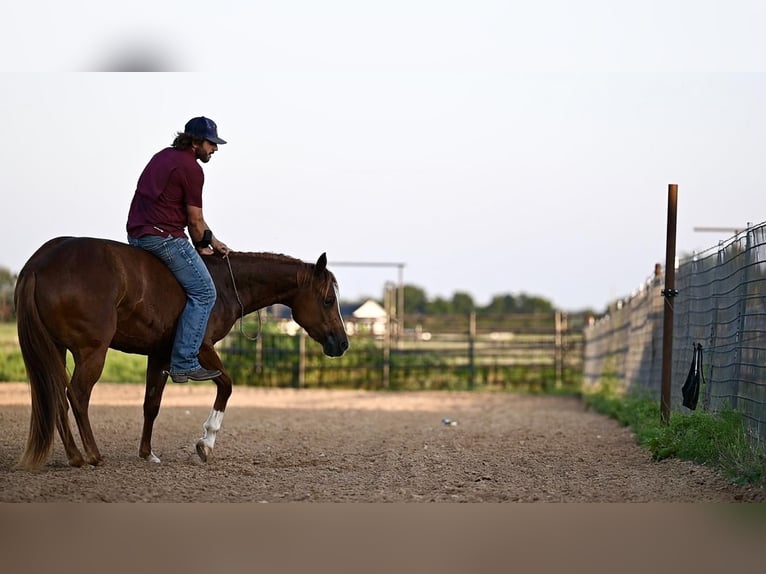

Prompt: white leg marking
xmin=199 ymin=409 xmax=225 ymax=451
xmin=146 ymin=452 xmax=161 ymax=463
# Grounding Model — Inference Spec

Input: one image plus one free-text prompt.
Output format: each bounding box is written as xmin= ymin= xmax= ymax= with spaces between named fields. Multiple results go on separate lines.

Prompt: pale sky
xmin=2 ymin=2 xmax=765 ymax=311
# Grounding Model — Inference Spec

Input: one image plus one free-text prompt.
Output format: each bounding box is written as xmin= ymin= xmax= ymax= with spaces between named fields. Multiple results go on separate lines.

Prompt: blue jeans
xmin=128 ymin=234 xmax=217 ymax=373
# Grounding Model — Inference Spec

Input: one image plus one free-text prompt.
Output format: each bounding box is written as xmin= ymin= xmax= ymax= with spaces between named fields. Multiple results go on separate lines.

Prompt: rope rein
xmin=224 ymin=254 xmax=261 ymax=341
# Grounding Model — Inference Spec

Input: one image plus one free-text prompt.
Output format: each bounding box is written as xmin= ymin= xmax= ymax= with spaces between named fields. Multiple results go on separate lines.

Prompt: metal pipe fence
xmin=222 ymin=312 xmax=584 ymax=392
xmin=583 ymin=221 xmax=766 ymax=444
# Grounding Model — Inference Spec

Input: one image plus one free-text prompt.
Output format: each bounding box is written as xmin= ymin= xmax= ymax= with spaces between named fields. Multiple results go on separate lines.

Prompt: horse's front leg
xmin=139 ymin=355 xmax=169 ymax=463
xmin=195 ymin=347 xmax=232 ymax=463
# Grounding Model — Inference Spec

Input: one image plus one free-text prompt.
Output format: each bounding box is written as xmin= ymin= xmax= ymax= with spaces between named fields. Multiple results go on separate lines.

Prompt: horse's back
xmin=18 ymin=237 xmax=186 ymax=353
xmin=22 ymin=236 xmax=136 ymax=273
xmin=20 ymin=237 xmax=175 ymax=295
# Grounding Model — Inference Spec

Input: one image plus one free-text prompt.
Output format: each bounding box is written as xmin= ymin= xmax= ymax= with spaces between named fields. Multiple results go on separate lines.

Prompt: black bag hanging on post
xmin=682 ymin=343 xmax=703 ymax=410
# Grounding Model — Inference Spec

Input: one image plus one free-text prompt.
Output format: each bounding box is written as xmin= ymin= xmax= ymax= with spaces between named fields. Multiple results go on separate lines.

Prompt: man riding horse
xmin=127 ymin=116 xmax=229 ymax=383
xmin=15 ymin=117 xmax=349 ymax=470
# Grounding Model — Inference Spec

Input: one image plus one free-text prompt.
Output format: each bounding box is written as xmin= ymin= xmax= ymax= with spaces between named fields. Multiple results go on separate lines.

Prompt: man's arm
xmin=187 ymin=205 xmax=230 ymax=255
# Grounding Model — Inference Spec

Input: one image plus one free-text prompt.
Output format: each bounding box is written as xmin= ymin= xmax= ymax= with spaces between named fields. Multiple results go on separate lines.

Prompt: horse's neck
xmin=220 ymin=255 xmax=304 ymax=314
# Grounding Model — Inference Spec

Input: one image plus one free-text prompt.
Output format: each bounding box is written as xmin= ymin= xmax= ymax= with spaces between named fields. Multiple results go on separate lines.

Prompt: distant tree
xmin=514 ymin=294 xmax=555 ymax=314
xmin=479 ymin=292 xmax=554 ymax=315
xmin=0 ymin=268 xmax=14 ymax=283
xmin=344 ymin=281 xmax=558 ymax=317
xmin=427 ymin=296 xmax=451 ymax=315
xmin=451 ymin=291 xmax=475 ymax=314
xmin=0 ymin=266 xmax=16 ymax=322
xmin=403 ymin=284 xmax=429 ymax=314
xmin=482 ymin=294 xmax=517 ymax=314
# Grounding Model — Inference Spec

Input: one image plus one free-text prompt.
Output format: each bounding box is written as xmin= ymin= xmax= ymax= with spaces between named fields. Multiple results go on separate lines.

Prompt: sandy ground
xmin=0 ymin=382 xmax=763 ymax=502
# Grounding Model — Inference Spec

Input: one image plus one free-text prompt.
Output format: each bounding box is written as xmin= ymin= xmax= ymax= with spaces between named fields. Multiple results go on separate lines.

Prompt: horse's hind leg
xmin=57 ymin=390 xmax=85 ymax=467
xmin=139 ymin=354 xmax=169 ymax=463
xmin=68 ymin=345 xmax=109 ymax=466
xmin=52 ymin=347 xmax=85 ymax=467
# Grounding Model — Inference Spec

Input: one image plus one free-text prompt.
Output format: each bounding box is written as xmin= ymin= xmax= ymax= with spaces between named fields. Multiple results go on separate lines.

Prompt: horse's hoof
xmin=195 ymin=441 xmax=211 ymax=463
xmin=141 ymin=452 xmax=161 ymax=463
xmin=67 ymin=456 xmax=85 ymax=468
xmin=82 ymin=451 xmax=103 ymax=466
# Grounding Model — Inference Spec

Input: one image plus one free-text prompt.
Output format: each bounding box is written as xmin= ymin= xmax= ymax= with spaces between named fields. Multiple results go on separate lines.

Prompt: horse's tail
xmin=15 ymin=272 xmax=68 ymax=470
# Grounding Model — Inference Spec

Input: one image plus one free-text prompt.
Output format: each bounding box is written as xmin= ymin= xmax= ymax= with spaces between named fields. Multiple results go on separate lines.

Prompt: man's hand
xmin=197 ymin=238 xmax=229 ymax=256
xmin=211 ymin=237 xmax=230 ymax=256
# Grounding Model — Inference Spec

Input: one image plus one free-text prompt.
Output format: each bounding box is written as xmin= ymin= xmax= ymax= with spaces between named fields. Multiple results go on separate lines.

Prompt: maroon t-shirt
xmin=126 ymin=147 xmax=204 ymax=238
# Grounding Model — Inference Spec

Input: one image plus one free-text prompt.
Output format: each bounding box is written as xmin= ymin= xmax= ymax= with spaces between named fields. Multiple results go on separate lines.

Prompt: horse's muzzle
xmin=323 ymin=334 xmax=349 ymax=357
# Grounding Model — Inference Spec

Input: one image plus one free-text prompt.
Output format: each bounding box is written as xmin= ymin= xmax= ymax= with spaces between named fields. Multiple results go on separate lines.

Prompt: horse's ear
xmin=314 ymin=252 xmax=327 ymax=275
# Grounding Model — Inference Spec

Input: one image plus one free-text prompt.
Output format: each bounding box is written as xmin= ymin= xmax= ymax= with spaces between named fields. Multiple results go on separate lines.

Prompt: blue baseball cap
xmin=184 ymin=116 xmax=227 ymax=145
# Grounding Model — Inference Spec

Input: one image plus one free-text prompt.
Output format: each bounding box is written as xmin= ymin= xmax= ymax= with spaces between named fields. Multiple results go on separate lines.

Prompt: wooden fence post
xmin=661 ymin=183 xmax=678 ymax=424
xmin=555 ymin=311 xmax=564 ymax=388
xmin=468 ymin=311 xmax=476 ymax=390
xmin=383 ymin=287 xmax=393 ymax=389
xmin=295 ymin=329 xmax=306 ymax=388
xmin=732 ymin=225 xmax=753 ymax=410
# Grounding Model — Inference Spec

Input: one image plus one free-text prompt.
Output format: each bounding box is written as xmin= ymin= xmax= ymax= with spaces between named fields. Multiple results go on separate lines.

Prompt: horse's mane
xmin=226 ymin=251 xmax=336 ymax=297
xmin=230 ymin=251 xmax=303 ymax=264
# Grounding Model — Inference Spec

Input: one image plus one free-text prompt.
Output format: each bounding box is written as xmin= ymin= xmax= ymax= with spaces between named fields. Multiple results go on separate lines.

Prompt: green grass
xmin=90 ymin=350 xmax=147 ymax=383
xmin=0 ymin=322 xmax=18 ymax=351
xmin=583 ymin=380 xmax=766 ymax=487
xmin=0 ymin=322 xmax=25 ymax=381
xmin=0 ymin=322 xmax=147 ymax=383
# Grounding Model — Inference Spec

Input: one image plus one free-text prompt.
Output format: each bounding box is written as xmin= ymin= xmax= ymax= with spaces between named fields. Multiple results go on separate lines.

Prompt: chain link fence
xmin=584 ymin=221 xmax=766 ymax=443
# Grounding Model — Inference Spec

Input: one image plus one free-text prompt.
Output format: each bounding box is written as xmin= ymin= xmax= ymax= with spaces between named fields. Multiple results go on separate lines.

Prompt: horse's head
xmin=290 ymin=253 xmax=349 ymax=357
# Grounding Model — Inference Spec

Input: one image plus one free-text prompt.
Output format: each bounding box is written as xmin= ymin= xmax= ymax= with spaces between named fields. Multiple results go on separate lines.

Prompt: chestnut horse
xmin=14 ymin=237 xmax=348 ymax=470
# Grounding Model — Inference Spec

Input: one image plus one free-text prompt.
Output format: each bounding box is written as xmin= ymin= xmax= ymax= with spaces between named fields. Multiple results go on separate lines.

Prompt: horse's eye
xmin=324 ymin=296 xmax=335 ymax=308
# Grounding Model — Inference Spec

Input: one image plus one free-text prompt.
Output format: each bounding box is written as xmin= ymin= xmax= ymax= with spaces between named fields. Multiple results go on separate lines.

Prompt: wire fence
xmin=583 ymin=221 xmax=766 ymax=444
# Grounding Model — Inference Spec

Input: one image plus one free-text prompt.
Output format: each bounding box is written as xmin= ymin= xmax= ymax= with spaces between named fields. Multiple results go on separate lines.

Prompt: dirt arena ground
xmin=0 ymin=382 xmax=763 ymax=502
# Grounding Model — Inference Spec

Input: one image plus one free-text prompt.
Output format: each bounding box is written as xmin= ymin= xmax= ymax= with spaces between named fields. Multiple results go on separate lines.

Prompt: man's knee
xmin=188 ymin=281 xmax=216 ymax=306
